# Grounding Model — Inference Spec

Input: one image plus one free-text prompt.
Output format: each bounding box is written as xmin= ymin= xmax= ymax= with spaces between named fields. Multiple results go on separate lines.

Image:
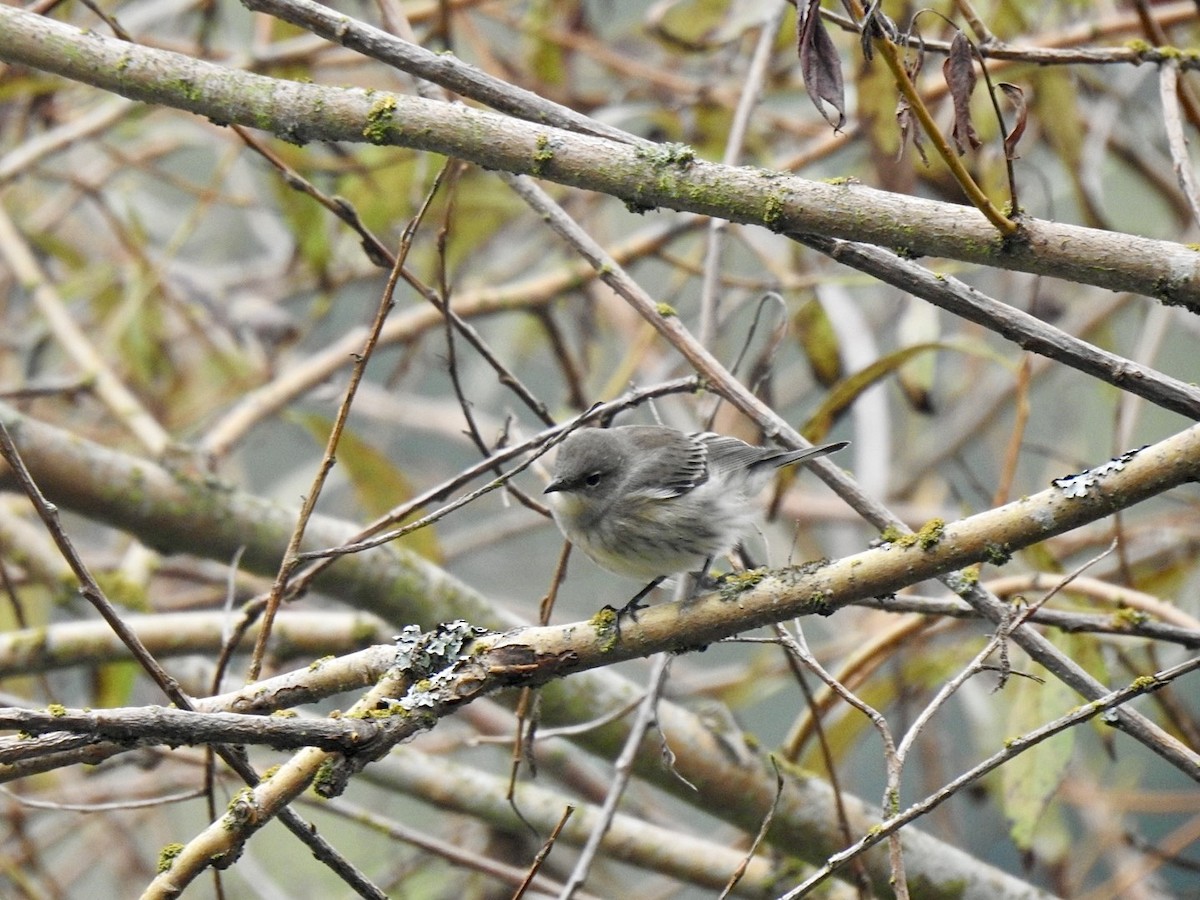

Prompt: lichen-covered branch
xmin=0 ymin=6 xmax=1198 ymax=307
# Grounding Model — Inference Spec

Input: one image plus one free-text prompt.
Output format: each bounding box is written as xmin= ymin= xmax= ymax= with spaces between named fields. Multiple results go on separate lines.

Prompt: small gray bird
xmin=544 ymin=425 xmax=847 ymax=608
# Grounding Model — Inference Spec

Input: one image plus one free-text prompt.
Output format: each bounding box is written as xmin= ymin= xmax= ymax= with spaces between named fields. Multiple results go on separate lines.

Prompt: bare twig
xmin=241 ymin=0 xmax=649 ymax=147
xmin=1158 ymin=60 xmax=1200 ymax=229
xmin=776 ymin=624 xmax=909 ymax=898
xmin=697 ymin=0 xmax=789 ymax=348
xmin=774 ymin=629 xmax=874 ymax=897
xmin=797 ymin=234 xmax=1200 ymax=420
xmin=560 ymin=653 xmax=673 ymax=898
xmin=513 ymin=805 xmax=574 ymax=900
xmin=823 ymin=2 xmax=1200 ymax=69
xmin=247 ymin=170 xmax=437 ymax=681
xmin=0 ymin=424 xmax=185 ymax=705
xmin=719 ymin=759 xmax=784 ymax=900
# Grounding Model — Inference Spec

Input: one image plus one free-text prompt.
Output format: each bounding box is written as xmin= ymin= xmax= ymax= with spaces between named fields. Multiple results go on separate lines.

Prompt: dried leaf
xmin=943 ymin=31 xmax=981 ymax=154
xmin=797 ymin=0 xmax=846 ymax=130
xmin=858 ymin=1 xmax=897 ymax=61
xmin=998 ymin=82 xmax=1028 ymax=160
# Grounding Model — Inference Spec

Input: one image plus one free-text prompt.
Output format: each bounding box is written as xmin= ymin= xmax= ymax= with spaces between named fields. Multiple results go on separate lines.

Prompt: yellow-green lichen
xmin=656 ymin=302 xmax=677 ymax=317
xmin=590 ymin=607 xmax=620 ymax=653
xmin=362 ymin=95 xmax=398 ymax=144
xmin=531 ymin=133 xmax=555 ymax=176
xmin=914 ymin=518 xmax=945 ymax=549
xmin=762 ymin=194 xmax=786 ymax=230
xmin=805 ymin=591 xmax=834 ymax=616
xmin=157 ymin=843 xmax=185 ymax=873
xmin=1110 ymin=607 xmax=1149 ymax=629
xmin=47 ymin=703 xmax=67 ymax=718
xmin=718 ymin=569 xmax=765 ymax=602
xmin=312 ymin=757 xmax=339 ymax=795
xmin=357 ymin=704 xmax=407 ymax=719
xmin=983 ymin=542 xmax=1012 ymax=566
xmin=223 ymin=788 xmax=256 ymax=830
xmin=884 ymin=786 xmax=901 ymax=815
xmin=880 ymin=519 xmax=943 ymax=550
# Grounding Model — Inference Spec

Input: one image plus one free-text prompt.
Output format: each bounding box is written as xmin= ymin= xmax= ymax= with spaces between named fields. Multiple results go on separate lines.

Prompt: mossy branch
xmin=0 ymin=6 xmax=1198 ymax=307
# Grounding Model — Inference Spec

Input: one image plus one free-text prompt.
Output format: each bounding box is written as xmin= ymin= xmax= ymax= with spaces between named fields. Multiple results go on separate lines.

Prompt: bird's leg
xmin=615 ymin=576 xmax=664 ymax=620
xmin=687 ymin=557 xmax=717 ymax=598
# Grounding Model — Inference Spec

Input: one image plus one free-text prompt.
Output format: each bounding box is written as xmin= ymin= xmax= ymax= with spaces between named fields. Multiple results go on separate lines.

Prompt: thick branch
xmin=0 ymin=705 xmax=383 ymax=754
xmin=0 ymin=6 xmax=1198 ymax=307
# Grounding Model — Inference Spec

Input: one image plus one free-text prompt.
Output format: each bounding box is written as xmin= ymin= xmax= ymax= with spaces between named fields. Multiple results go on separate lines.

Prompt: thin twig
xmin=560 ymin=654 xmax=673 ymax=898
xmin=432 ymin=161 xmax=551 ymax=516
xmin=797 ymin=234 xmax=1200 ymax=423
xmin=0 ymin=424 xmax=186 ymax=706
xmin=512 ymin=805 xmax=575 ymax=900
xmin=293 ymin=409 xmax=591 ymax=561
xmin=231 ymin=121 xmax=559 ymax=444
xmin=774 ymin=634 xmax=873 ymax=897
xmin=718 ymin=758 xmax=784 ymax=900
xmin=1158 ymin=60 xmax=1200 ymax=229
xmin=247 ymin=165 xmax=445 ymax=681
xmin=776 ymin=624 xmax=909 ymax=899
xmin=697 ymin=0 xmax=789 ymax=347
xmin=822 ymin=2 xmax=1200 ymax=69
xmin=242 ymin=0 xmax=650 ymax=147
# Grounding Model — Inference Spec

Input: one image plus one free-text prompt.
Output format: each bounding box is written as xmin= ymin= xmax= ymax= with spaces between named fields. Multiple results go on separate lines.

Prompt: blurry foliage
xmin=1 ymin=0 xmax=1199 ymax=897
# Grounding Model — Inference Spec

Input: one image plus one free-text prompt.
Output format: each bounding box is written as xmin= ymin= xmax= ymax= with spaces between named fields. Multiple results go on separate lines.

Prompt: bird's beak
xmin=543 ymin=479 xmax=563 ymax=494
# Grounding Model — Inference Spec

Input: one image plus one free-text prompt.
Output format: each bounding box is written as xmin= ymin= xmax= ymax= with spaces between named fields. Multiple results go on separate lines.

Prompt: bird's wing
xmin=694 ymin=432 xmax=771 ymax=471
xmin=623 ymin=426 xmax=709 ymax=499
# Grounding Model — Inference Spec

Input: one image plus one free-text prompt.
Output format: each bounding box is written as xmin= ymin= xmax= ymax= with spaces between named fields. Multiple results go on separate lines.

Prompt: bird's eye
xmin=584 ymin=472 xmax=603 ymax=487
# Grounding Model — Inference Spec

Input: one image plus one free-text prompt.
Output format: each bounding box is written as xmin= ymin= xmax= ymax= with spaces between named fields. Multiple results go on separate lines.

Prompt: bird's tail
xmin=769 ymin=440 xmax=849 ymax=469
